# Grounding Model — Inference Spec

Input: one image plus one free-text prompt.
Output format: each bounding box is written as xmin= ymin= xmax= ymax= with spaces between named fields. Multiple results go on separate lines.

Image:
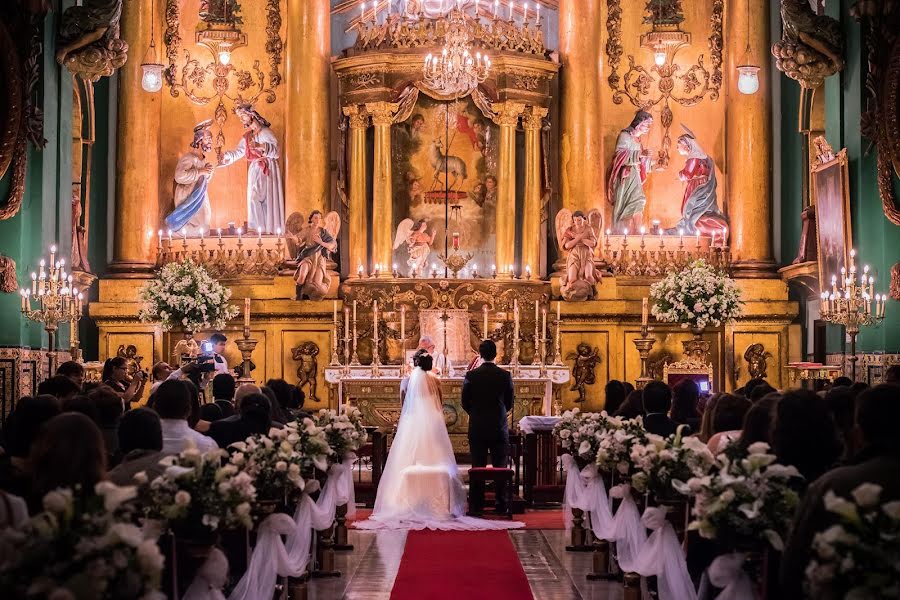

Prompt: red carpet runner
xmin=390 ymin=530 xmax=533 ymax=600
xmin=350 ymin=508 xmax=564 ymax=530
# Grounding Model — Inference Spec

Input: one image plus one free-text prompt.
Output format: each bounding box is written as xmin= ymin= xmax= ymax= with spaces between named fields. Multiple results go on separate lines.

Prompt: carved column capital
xmin=364 ymin=101 xmax=400 ymax=127
xmin=523 ymin=106 xmax=549 ymax=130
xmin=343 ymin=105 xmax=370 ymax=129
xmin=491 ymin=101 xmax=526 ymax=127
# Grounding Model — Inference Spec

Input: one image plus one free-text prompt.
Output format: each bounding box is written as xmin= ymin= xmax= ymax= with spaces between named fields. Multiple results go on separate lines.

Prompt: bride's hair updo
xmin=417 ymin=354 xmax=434 ymax=372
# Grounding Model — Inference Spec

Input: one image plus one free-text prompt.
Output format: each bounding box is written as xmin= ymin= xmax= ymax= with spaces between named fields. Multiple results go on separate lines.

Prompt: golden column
xmin=523 ymin=106 xmax=548 ymax=277
xmin=726 ymin=0 xmax=776 ymax=277
xmin=344 ymin=105 xmax=369 ymax=276
xmin=285 ymin=0 xmax=331 ymax=217
xmin=558 ymin=0 xmax=604 ymax=212
xmin=109 ymin=0 xmax=161 ymax=275
xmin=365 ymin=101 xmax=399 ymax=277
xmin=492 ymin=102 xmax=525 ymax=278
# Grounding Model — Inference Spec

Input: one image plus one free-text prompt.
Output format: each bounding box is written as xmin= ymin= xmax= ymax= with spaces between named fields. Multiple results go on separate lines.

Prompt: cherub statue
xmin=556 ymin=208 xmax=602 ymax=301
xmin=393 ymin=218 xmax=436 ymax=275
xmin=117 ymin=344 xmax=143 ymax=376
xmin=291 ymin=341 xmax=320 ymax=403
xmin=743 ymin=343 xmax=772 ymax=380
xmin=173 ymin=334 xmax=201 ymax=365
xmin=291 ymin=210 xmax=340 ymax=300
xmin=566 ymin=342 xmax=601 ymax=404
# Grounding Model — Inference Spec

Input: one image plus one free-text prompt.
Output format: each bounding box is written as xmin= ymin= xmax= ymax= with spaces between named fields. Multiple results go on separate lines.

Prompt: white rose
xmin=175 ymin=490 xmax=192 ymax=506
xmin=578 ymin=440 xmax=592 ymax=456
xmin=849 ymin=483 xmax=882 ymax=508
xmin=275 ymin=461 xmax=288 ymax=472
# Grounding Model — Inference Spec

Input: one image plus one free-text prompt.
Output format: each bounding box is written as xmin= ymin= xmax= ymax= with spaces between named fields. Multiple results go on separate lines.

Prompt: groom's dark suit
xmin=462 ymin=361 xmax=514 ymax=511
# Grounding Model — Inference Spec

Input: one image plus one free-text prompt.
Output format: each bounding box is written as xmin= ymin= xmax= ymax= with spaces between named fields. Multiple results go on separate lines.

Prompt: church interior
xmin=0 ymin=0 xmax=899 ymax=598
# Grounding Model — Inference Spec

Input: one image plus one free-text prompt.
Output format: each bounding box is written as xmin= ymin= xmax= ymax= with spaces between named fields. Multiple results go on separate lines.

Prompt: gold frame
xmin=811 ymin=140 xmax=852 ymax=290
xmin=662 ymin=359 xmax=714 ymax=388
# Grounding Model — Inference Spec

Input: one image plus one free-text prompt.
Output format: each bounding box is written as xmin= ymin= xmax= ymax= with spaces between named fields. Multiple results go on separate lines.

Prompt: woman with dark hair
xmin=101 ymin=356 xmax=145 ymax=407
xmin=603 ymin=380 xmax=627 ymax=416
xmin=706 ymin=394 xmax=752 ymax=452
xmin=108 ymin=408 xmax=169 ymax=486
xmin=825 ymin=385 xmax=859 ymax=462
xmin=615 ymin=390 xmax=645 ymax=420
xmin=28 ymin=413 xmax=107 ymax=512
xmin=265 ymin=378 xmax=295 ymax=415
xmin=697 ymin=392 xmax=723 ymax=442
xmin=88 ymin=385 xmax=126 ymax=466
xmin=772 ymin=389 xmax=842 ymax=482
xmin=736 ymin=394 xmax=780 ymax=451
xmin=0 ymin=395 xmax=61 ymax=498
xmin=671 ymin=379 xmax=701 ymax=432
xmin=260 ymin=386 xmax=287 ymax=427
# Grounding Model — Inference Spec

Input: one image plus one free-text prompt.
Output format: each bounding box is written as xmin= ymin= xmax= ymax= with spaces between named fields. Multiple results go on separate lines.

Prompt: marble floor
xmin=308 ymin=528 xmax=625 ymax=600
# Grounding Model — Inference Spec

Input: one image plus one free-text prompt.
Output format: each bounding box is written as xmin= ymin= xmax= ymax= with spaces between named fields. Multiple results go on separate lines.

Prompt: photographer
xmin=101 ymin=357 xmax=146 ymax=408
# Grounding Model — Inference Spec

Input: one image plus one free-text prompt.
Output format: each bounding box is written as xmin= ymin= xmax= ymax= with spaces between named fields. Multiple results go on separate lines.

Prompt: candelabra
xmin=20 ymin=245 xmax=85 ymax=377
xmin=633 ymin=325 xmax=657 ymax=390
xmin=602 ymin=229 xmax=731 ymax=277
xmin=156 ymin=228 xmax=286 ymax=278
xmin=819 ymin=248 xmax=887 ymax=380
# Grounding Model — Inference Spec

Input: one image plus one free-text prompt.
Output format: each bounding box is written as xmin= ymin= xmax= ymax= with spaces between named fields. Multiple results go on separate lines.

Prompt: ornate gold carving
xmin=523 ymin=106 xmax=548 ymax=130
xmin=156 ymin=237 xmax=285 ymax=281
xmin=772 ymin=0 xmax=844 ymax=89
xmin=364 ymin=101 xmax=400 ymax=126
xmin=116 ymin=344 xmax=144 ymax=377
xmin=343 ymin=105 xmax=370 ymax=129
xmin=0 ymin=254 xmax=17 ymax=293
xmin=264 ymin=0 xmax=283 ymax=87
xmin=811 ymin=135 xmax=836 ymax=168
xmin=891 ymin=262 xmax=900 ymax=301
xmin=350 ymin=72 xmax=380 ymax=89
xmin=605 ymin=0 xmax=723 ymax=169
xmin=514 ymin=74 xmax=540 ymax=91
xmin=291 ymin=341 xmax=320 ymax=403
xmin=743 ymin=343 xmax=772 ymax=380
xmin=63 ymin=38 xmax=128 ymax=82
xmin=648 ymin=349 xmax=675 ymax=380
xmin=491 ymin=101 xmax=525 ymax=127
xmin=566 ymin=343 xmax=601 ymax=403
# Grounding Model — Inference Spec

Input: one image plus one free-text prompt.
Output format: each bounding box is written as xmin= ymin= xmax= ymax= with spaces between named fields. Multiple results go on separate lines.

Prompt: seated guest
xmin=260 ymin=386 xmax=287 ymax=426
xmin=741 ymin=377 xmax=768 ymax=399
xmin=36 ymin=375 xmax=81 ymax=403
xmin=706 ymin=394 xmax=751 ymax=453
xmin=622 ymin=381 xmax=635 ymax=397
xmin=697 ymin=392 xmax=724 ymax=442
xmin=102 ymin=356 xmax=146 ymax=407
xmin=642 ymin=381 xmax=678 ymax=437
xmin=735 ymin=394 xmax=779 ymax=451
xmin=199 ymin=403 xmax=224 ymax=423
xmin=265 ymin=378 xmax=298 ymax=419
xmin=211 ymin=373 xmax=237 ymax=418
xmin=207 ymin=393 xmax=273 ymax=449
xmin=603 ymin=380 xmax=627 ymax=416
xmin=824 ymin=385 xmax=859 ymax=462
xmin=234 ymin=383 xmax=262 ymax=408
xmin=89 ymin=386 xmax=126 ymax=466
xmin=885 ymin=364 xmax=900 ymax=385
xmin=155 ymin=380 xmax=218 ymax=454
xmin=832 ymin=375 xmax=853 ymax=388
xmin=671 ymin=379 xmax=701 ymax=432
xmin=62 ymin=395 xmax=101 ymax=422
xmin=748 ymin=382 xmax=777 ymax=403
xmin=772 ymin=389 xmax=842 ymax=482
xmin=780 ymin=384 xmax=900 ymax=596
xmin=615 ymin=389 xmax=644 ymax=420
xmin=290 ymin=387 xmax=309 ymax=419
xmin=28 ymin=412 xmax=107 ymax=513
xmin=55 ymin=361 xmax=85 ymax=389
xmin=0 ymin=395 xmax=61 ymax=498
xmin=108 ymin=408 xmax=169 ymax=486
xmin=849 ymin=381 xmax=869 ymax=396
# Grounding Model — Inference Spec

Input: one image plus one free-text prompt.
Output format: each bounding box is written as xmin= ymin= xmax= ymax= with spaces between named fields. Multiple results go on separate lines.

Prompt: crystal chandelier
xmin=422 ymin=8 xmax=490 ymax=98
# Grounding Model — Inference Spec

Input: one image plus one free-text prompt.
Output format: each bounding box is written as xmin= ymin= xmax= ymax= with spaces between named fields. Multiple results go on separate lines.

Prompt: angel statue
xmin=55 ymin=0 xmax=122 ymax=65
xmin=556 ymin=208 xmax=602 ymax=302
xmin=291 ymin=210 xmax=340 ymax=300
xmin=666 ymin=125 xmax=728 ymax=237
xmin=608 ymin=110 xmax=654 ymax=232
xmin=566 ymin=342 xmax=601 ymax=404
xmin=393 ymin=218 xmax=436 ymax=276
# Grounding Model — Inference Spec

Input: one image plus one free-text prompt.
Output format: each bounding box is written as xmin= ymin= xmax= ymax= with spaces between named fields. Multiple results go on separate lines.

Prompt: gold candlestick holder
xmin=532 ymin=317 xmax=541 ymax=366
xmin=342 ymin=332 xmax=352 ymax=374
xmin=552 ymin=316 xmax=563 ymax=366
xmin=350 ymin=312 xmax=360 ymax=366
xmin=633 ymin=325 xmax=657 ymax=390
xmin=372 ymin=323 xmax=381 ymax=377
xmin=538 ymin=334 xmax=548 ymax=377
xmin=330 ymin=319 xmax=341 ymax=366
xmin=235 ymin=328 xmax=258 ymax=386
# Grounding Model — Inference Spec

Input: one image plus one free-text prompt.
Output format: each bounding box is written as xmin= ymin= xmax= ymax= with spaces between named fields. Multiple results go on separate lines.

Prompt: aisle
xmin=390 ymin=530 xmax=533 ymax=600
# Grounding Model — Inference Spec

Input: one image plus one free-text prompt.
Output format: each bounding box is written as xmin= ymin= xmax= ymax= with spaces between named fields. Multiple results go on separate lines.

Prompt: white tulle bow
xmin=707 ymin=552 xmax=756 ymax=600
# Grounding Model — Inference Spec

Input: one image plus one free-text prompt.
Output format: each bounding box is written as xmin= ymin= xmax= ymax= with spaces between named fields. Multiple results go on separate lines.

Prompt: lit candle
xmin=557 ymin=300 xmax=561 ymax=321
xmin=183 ymin=228 xmax=188 ymax=241
xmin=535 ymin=1 xmax=540 ymax=23
xmin=217 ymin=228 xmax=222 ymax=240
xmin=642 ymin=297 xmax=648 ymax=327
xmin=373 ymin=300 xmax=378 ymax=339
xmin=31 ymin=272 xmax=37 ymax=295
xmin=494 ymin=0 xmax=498 ymax=18
xmin=358 ymin=264 xmax=364 ymax=278
xmin=20 ymin=290 xmax=26 ymax=312
xmin=237 ymin=227 xmax=243 ymax=241
xmin=640 ymin=226 xmax=646 ymax=244
xmin=344 ymin=306 xmax=350 ymax=339
xmin=695 ymin=230 xmax=701 ymax=248
xmin=710 ymin=231 xmax=716 ymax=247
xmin=361 ymin=1 xmax=366 ymax=22
xmin=491 ymin=264 xmax=497 ymax=278
xmin=401 ymin=305 xmax=406 ymax=341
xmin=49 ymin=245 xmax=56 ymax=266
xmin=244 ymin=297 xmax=251 ymax=329
xmin=509 ymin=0 xmax=513 ymax=20
xmin=257 ymin=229 xmax=262 ymax=243
xmin=525 ymin=264 xmax=532 ymax=279
xmin=722 ymin=226 xmax=728 ymax=247
xmin=524 ymin=2 xmax=528 ymax=22
xmin=678 ymin=228 xmax=684 ymax=245
xmin=820 ymin=292 xmax=828 ymax=313
xmin=157 ymin=229 xmax=163 ymax=248
xmin=542 ymin=307 xmax=547 ymax=341
xmin=483 ymin=305 xmax=488 ymax=339
xmin=168 ymin=229 xmax=173 ymax=243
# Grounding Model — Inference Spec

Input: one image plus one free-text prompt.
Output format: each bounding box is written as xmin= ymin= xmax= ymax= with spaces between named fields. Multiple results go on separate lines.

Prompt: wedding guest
xmin=199 ymin=403 xmax=225 ymax=423
xmin=705 ymin=394 xmax=751 ymax=453
xmin=102 ymin=356 xmax=146 ymax=407
xmin=642 ymin=381 xmax=678 ymax=437
xmin=772 ymin=389 xmax=842 ymax=482
xmin=671 ymin=379 xmax=701 ymax=432
xmin=155 ymin=380 xmax=217 ymax=454
xmin=265 ymin=379 xmax=297 ymax=419
xmin=885 ymin=364 xmax=900 ymax=384
xmin=260 ymin=386 xmax=287 ymax=426
xmin=615 ymin=389 xmax=644 ymax=419
xmin=603 ymin=380 xmax=627 ymax=416
xmin=831 ymin=375 xmax=853 ymax=389
xmin=735 ymin=394 xmax=779 ymax=451
xmin=824 ymin=385 xmax=859 ymax=462
xmin=108 ymin=408 xmax=169 ymax=486
xmin=61 ymin=394 xmax=101 ymax=422
xmin=234 ymin=383 xmax=262 ymax=408
xmin=28 ymin=412 xmax=107 ymax=512
xmin=55 ymin=360 xmax=85 ymax=389
xmin=211 ymin=373 xmax=237 ymax=418
xmin=181 ymin=380 xmax=209 ymax=432
xmin=89 ymin=385 xmax=125 ymax=466
xmin=748 ymin=381 xmax=777 ymax=403
xmin=849 ymin=381 xmax=869 ymax=396
xmin=780 ymin=384 xmax=900 ymax=597
xmin=36 ymin=375 xmax=81 ymax=403
xmin=0 ymin=395 xmax=61 ymax=498
xmin=149 ymin=361 xmax=174 ymax=395
xmin=742 ymin=377 xmax=768 ymax=399
xmin=697 ymin=392 xmax=724 ymax=442
xmin=207 ymin=393 xmax=272 ymax=449
xmin=622 ymin=381 xmax=635 ymax=397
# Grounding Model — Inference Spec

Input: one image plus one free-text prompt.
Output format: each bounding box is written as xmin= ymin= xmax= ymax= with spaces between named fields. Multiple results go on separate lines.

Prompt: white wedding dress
xmin=354 ymin=367 xmax=523 ymax=531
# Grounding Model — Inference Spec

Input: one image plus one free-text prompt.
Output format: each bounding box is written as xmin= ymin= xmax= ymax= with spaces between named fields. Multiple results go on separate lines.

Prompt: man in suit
xmin=207 ymin=392 xmax=272 ymax=449
xmin=642 ymin=380 xmax=679 ymax=438
xmin=462 ymin=339 xmax=514 ymax=514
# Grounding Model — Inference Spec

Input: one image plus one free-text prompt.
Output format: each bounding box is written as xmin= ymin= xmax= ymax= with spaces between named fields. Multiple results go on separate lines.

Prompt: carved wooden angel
xmin=291 ymin=210 xmax=340 ymax=300
xmin=566 ymin=342 xmax=601 ymax=404
xmin=291 ymin=341 xmax=320 ymax=403
xmin=393 ymin=218 xmax=436 ymax=276
xmin=555 ymin=208 xmax=602 ymax=301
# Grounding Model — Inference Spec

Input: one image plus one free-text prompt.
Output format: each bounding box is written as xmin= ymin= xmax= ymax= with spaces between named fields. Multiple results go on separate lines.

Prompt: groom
xmin=462 ymin=340 xmax=514 ymax=514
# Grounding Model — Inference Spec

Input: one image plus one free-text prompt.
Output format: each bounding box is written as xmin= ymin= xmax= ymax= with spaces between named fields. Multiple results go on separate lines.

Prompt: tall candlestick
xmin=401 ymin=306 xmax=406 ymax=342
xmin=642 ymin=297 xmax=649 ymax=327
xmin=353 ymin=300 xmax=357 ymax=324
xmin=542 ymin=307 xmax=547 ymax=341
xmin=534 ymin=300 xmax=539 ymax=327
xmin=482 ymin=305 xmax=488 ymax=339
xmin=344 ymin=306 xmax=350 ymax=340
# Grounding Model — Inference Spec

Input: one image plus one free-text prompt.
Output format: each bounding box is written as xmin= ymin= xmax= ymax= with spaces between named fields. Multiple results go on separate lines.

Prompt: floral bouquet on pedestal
xmin=553 ymin=408 xmax=620 ymax=466
xmin=649 ymin=259 xmax=743 ymax=329
xmin=677 ymin=442 xmax=800 ymax=551
xmin=139 ymin=259 xmax=240 ymax=332
xmin=139 ymin=446 xmax=256 ymax=540
xmin=630 ymin=430 xmax=716 ymax=501
xmin=805 ymin=483 xmax=900 ymax=598
xmin=314 ymin=406 xmax=369 ymax=463
xmin=0 ymin=483 xmax=165 ymax=600
xmin=229 ymin=427 xmax=309 ymax=505
xmin=595 ymin=416 xmax=647 ymax=478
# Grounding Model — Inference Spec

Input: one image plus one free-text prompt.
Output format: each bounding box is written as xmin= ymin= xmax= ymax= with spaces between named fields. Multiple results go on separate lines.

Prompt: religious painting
xmin=391 ymin=95 xmax=499 ymax=276
xmin=812 ymin=146 xmax=852 ymax=289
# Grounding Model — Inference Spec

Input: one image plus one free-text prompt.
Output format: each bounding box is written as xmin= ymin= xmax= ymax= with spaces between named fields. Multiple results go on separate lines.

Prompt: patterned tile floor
xmin=307 ymin=528 xmax=625 ymax=599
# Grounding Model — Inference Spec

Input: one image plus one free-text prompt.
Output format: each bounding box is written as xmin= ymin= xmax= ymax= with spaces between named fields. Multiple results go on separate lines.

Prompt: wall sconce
xmin=140 ymin=0 xmax=164 ymax=92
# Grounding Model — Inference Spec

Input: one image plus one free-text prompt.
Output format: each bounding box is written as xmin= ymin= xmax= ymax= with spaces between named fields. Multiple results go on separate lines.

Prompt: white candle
xmin=523 ymin=2 xmax=528 ymax=22
xmin=344 ymin=307 xmax=350 ymax=339
xmin=483 ymin=305 xmax=488 ymax=339
xmin=542 ymin=307 xmax=547 ymax=341
xmin=535 ymin=1 xmax=540 ymax=23
xmin=401 ymin=306 xmax=406 ymax=341
xmin=509 ymin=0 xmax=513 ymax=20
xmin=494 ymin=0 xmax=499 ymax=17
xmin=642 ymin=297 xmax=648 ymax=327
xmin=333 ymin=300 xmax=337 ymax=327
xmin=244 ymin=297 xmax=251 ymax=329
xmin=217 ymin=228 xmax=222 ymax=240
xmin=556 ymin=300 xmax=561 ymax=321
xmin=534 ymin=300 xmax=539 ymax=326
xmin=361 ymin=1 xmax=366 ymax=22
xmin=353 ymin=300 xmax=357 ymax=324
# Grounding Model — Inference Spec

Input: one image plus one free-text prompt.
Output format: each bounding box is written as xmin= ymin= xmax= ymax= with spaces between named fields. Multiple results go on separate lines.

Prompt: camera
xmin=201 ymin=341 xmax=214 ymax=353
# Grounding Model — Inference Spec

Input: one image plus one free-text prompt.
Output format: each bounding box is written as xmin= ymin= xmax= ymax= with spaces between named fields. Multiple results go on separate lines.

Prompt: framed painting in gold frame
xmin=811 ymin=137 xmax=852 ymax=289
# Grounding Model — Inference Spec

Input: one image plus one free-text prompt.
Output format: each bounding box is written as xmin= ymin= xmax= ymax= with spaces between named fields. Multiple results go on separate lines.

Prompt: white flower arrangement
xmin=0 ymin=484 xmax=164 ymax=600
xmin=314 ymin=406 xmax=369 ymax=463
xmin=289 ymin=415 xmax=332 ymax=472
xmin=139 ymin=259 xmax=240 ymax=332
xmin=677 ymin=442 xmax=800 ymax=550
xmin=629 ymin=430 xmax=716 ymax=500
xmin=552 ymin=408 xmax=621 ymax=465
xmin=804 ymin=483 xmax=900 ymax=599
xmin=139 ymin=445 xmax=256 ymax=538
xmin=595 ymin=416 xmax=648 ymax=477
xmin=228 ymin=427 xmax=309 ymax=502
xmin=649 ymin=259 xmax=743 ymax=329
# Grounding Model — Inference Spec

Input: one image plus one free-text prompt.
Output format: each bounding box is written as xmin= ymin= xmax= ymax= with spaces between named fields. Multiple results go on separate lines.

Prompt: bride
xmin=354 ymin=352 xmax=522 ymax=530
